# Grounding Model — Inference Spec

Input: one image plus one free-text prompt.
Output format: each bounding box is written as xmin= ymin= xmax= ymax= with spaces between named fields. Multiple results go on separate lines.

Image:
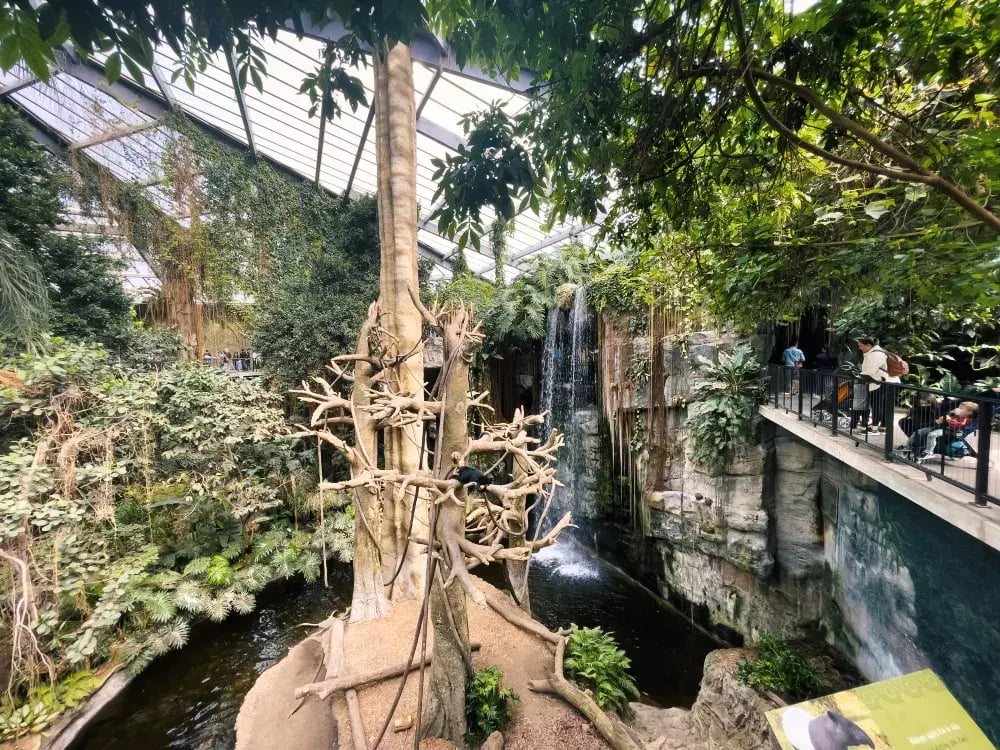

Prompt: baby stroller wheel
xmin=837 ymin=416 xmax=851 ymax=429
xmin=815 ymin=409 xmax=830 ymax=422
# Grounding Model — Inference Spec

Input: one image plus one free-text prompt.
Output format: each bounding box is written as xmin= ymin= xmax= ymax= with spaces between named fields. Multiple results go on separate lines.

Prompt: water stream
xmin=538 ymin=287 xmax=598 ymax=530
xmin=73 ymin=546 xmax=716 ymax=750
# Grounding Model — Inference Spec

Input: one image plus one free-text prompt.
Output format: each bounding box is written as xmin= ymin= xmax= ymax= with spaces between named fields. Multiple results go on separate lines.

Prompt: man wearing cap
xmin=857 ymin=336 xmax=899 ymax=433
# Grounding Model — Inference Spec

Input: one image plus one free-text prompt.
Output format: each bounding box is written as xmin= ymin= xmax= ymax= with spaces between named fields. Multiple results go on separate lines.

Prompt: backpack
xmin=884 ymin=350 xmax=909 ymax=378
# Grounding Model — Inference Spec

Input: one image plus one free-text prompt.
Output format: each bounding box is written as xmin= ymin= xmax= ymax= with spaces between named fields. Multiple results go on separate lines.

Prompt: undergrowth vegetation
xmin=0 ymin=337 xmax=352 ymax=740
xmin=736 ymin=635 xmax=830 ymax=702
xmin=563 ymin=625 xmax=639 ymax=716
xmin=463 ymin=665 xmax=518 ymax=747
xmin=685 ymin=344 xmax=768 ymax=473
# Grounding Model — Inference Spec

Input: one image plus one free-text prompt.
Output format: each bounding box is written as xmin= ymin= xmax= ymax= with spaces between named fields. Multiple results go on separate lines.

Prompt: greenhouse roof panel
xmin=1 ymin=30 xmax=599 ymax=279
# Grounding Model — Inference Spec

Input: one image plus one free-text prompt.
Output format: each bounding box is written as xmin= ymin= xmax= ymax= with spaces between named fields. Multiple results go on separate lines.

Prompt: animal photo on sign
xmin=769 ymin=692 xmax=890 ymax=750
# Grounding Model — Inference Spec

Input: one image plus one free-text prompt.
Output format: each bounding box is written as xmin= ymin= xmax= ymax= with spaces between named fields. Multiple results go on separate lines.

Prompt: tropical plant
xmin=463 ymin=666 xmax=518 ymax=747
xmin=477 ymin=245 xmax=595 ymax=354
xmin=563 ymin=625 xmax=639 ymax=716
xmin=685 ymin=344 xmax=768 ymax=473
xmin=737 ymin=634 xmax=830 ymax=702
xmin=0 ymin=337 xmax=351 ymax=738
xmin=431 ymin=104 xmax=543 ymax=256
xmin=250 ymin=194 xmax=381 ymax=387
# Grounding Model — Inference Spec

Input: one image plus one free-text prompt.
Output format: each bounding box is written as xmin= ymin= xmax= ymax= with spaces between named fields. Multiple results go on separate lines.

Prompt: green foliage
xmin=0 ymin=671 xmax=101 ymax=741
xmin=37 ymin=235 xmax=134 ymax=353
xmin=431 ymin=105 xmax=543 ymax=255
xmin=0 ymin=106 xmax=131 ymax=347
xmin=477 ymin=245 xmax=594 ymax=354
xmin=464 ymin=666 xmax=518 ymax=747
xmin=685 ymin=344 xmax=767 ymax=473
xmin=736 ymin=635 xmax=830 ymax=702
xmin=0 ymin=337 xmax=352 ymax=735
xmin=122 ymin=323 xmax=183 ymax=370
xmin=563 ymin=625 xmax=639 ymax=716
xmin=0 ymin=1 xmax=424 ymax=107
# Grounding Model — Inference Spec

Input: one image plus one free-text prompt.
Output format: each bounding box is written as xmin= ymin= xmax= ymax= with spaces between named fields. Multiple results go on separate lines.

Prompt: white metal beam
xmin=224 ymin=49 xmax=258 ymax=157
xmin=0 ymin=75 xmax=36 ymax=96
xmin=69 ymin=119 xmax=161 ymax=150
xmin=290 ymin=16 xmax=534 ymax=94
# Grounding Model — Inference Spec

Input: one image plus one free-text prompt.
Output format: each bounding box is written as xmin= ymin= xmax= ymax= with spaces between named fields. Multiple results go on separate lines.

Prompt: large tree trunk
xmin=423 ymin=310 xmax=475 ymax=744
xmin=505 ymin=454 xmax=531 ymax=614
xmin=350 ymin=309 xmax=391 ymax=622
xmin=373 ymin=41 xmax=426 ymax=600
xmin=160 ymin=259 xmax=201 ymax=360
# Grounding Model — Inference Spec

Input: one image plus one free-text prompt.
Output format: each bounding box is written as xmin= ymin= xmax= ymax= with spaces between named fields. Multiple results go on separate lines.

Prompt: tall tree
xmin=440 ymin=0 xmax=1000 ymax=235
xmin=372 ymin=41 xmax=428 ymax=602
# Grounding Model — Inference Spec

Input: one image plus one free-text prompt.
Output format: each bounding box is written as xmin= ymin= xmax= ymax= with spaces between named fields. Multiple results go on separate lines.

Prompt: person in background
xmin=898 ymin=394 xmax=942 ymax=438
xmin=223 ymin=348 xmax=232 ymax=371
xmin=857 ymin=336 xmax=899 ymax=433
xmin=814 ymin=346 xmax=837 ymax=372
xmin=906 ymin=401 xmax=977 ymax=459
xmin=202 ymin=350 xmax=212 ymax=366
xmin=813 ymin=345 xmax=837 ymax=395
xmin=782 ymin=338 xmax=805 ymax=394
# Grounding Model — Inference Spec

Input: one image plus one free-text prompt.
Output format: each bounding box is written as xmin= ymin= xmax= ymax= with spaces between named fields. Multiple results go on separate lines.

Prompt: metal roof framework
xmin=0 ymin=25 xmax=598 ymax=293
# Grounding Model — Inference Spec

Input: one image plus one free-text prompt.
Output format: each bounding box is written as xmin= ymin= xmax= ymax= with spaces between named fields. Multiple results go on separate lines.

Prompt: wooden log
xmin=527 ymin=638 xmax=643 ymax=750
xmin=326 ymin=619 xmax=346 ymax=680
xmin=295 ymin=642 xmax=483 ymax=701
xmin=345 ymin=688 xmax=368 ymax=750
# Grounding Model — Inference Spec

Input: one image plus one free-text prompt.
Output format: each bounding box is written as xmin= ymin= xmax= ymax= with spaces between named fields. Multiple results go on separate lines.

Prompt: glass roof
xmin=0 ymin=29 xmax=598 ymax=294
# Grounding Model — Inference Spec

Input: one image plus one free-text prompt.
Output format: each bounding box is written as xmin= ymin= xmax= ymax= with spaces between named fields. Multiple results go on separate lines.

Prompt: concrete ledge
xmin=761 ymin=405 xmax=1000 ymax=552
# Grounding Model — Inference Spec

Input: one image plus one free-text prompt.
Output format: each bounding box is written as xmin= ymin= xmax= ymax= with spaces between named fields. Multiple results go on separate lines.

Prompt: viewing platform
xmin=761 ymin=367 xmax=1000 ymax=552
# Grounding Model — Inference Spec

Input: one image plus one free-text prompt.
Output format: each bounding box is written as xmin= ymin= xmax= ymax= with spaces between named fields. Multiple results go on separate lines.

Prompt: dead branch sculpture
xmin=292 ymin=298 xmax=572 ymax=745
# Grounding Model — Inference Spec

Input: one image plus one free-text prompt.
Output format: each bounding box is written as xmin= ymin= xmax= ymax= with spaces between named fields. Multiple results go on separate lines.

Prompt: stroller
xmin=814 ymin=378 xmax=852 ymax=429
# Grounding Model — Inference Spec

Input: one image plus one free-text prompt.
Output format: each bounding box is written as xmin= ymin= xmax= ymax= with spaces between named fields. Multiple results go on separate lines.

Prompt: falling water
xmin=539 ymin=287 xmax=598 ymax=531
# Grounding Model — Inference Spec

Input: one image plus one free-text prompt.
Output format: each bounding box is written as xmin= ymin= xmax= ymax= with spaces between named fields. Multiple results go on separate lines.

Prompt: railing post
xmin=883 ymin=383 xmax=896 ymax=461
xmin=830 ymin=373 xmax=839 ymax=438
xmin=797 ymin=368 xmax=804 ymax=419
xmin=975 ymin=401 xmax=993 ymax=507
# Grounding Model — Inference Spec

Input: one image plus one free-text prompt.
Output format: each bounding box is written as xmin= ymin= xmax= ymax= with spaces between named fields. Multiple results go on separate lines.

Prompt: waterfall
xmin=539 ymin=287 xmax=598 ymax=531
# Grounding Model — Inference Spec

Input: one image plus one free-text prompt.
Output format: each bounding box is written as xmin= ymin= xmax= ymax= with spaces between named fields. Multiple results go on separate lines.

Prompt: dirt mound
xmin=237 ymin=578 xmax=610 ymax=750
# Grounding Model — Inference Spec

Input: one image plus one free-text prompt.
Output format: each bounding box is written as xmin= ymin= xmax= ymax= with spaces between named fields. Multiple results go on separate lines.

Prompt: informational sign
xmin=765 ymin=669 xmax=995 ymax=749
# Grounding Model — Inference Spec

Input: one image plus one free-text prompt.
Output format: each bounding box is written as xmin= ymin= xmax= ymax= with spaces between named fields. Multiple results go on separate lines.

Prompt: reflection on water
xmin=73 ymin=568 xmax=352 ymax=750
xmin=74 ymin=541 xmax=717 ymax=749
xmin=528 ymin=541 xmax=717 ymax=708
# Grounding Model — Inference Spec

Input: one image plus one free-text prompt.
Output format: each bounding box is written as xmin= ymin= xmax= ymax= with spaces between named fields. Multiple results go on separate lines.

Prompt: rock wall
xmin=625 ymin=329 xmax=1000 ymax=743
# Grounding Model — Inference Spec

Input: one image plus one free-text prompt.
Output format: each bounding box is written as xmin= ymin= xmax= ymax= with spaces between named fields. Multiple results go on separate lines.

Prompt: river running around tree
xmin=73 ymin=543 xmax=717 ymax=750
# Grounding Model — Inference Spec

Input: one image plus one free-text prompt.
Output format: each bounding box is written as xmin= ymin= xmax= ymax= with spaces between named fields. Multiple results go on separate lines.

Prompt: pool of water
xmin=73 ymin=543 xmax=717 ymax=749
xmin=526 ymin=541 xmax=718 ymax=708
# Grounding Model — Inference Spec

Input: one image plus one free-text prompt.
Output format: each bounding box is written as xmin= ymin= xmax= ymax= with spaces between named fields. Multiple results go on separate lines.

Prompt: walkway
xmin=761 ymin=397 xmax=1000 ymax=552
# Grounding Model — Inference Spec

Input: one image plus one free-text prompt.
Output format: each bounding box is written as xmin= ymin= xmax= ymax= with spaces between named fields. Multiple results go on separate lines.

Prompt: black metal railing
xmin=765 ymin=364 xmax=999 ymax=507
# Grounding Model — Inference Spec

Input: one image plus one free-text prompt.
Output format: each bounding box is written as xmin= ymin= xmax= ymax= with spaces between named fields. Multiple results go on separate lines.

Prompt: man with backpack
xmin=857 ymin=336 xmax=907 ymax=433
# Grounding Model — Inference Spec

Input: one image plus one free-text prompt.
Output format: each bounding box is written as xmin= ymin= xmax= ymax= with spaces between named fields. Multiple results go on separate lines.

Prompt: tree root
xmin=528 ymin=638 xmax=643 ymax=750
xmin=346 ymin=689 xmax=369 ymax=750
xmin=295 ymin=643 xmax=483 ymax=701
xmin=485 ymin=595 xmax=559 ymax=645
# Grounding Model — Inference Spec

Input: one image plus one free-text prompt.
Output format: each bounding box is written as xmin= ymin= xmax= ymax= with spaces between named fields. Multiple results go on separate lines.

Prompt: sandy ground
xmin=238 ymin=578 xmax=610 ymax=750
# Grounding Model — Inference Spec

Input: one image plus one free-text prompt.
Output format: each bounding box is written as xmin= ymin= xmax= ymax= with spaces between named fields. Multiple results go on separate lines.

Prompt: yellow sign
xmin=765 ymin=670 xmax=995 ymax=749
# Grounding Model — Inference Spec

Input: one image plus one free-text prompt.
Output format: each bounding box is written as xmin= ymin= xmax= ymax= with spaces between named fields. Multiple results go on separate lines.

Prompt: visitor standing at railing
xmin=857 ymin=336 xmax=900 ymax=433
xmin=782 ymin=339 xmax=805 ymax=393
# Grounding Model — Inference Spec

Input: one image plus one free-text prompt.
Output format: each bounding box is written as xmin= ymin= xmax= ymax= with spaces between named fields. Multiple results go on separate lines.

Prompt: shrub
xmin=685 ymin=343 xmax=767 ymax=473
xmin=736 ymin=635 xmax=830 ymax=701
xmin=464 ymin=666 xmax=518 ymax=747
xmin=563 ymin=626 xmax=639 ymax=716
